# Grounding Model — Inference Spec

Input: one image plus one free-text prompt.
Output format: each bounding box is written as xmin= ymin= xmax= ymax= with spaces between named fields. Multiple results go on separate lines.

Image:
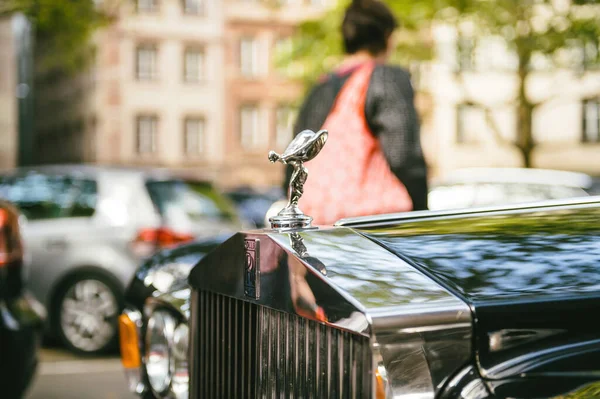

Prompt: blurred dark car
xmin=118 ymin=234 xmax=230 ymax=399
xmin=0 ymin=165 xmax=245 ymax=355
xmin=225 ymin=186 xmax=284 ymax=228
xmin=0 ymin=200 xmax=45 ymax=399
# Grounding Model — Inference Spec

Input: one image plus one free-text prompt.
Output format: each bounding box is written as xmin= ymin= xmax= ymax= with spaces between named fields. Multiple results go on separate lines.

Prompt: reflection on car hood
xmin=356 ymin=204 xmax=600 ymax=304
xmin=355 ymin=200 xmax=600 ymax=378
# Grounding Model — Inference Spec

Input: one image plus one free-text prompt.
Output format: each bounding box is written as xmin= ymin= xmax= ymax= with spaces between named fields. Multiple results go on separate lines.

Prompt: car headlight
xmin=143 ymin=263 xmax=193 ymax=293
xmin=145 ymin=310 xmax=176 ymax=396
xmin=170 ymin=323 xmax=189 ymax=399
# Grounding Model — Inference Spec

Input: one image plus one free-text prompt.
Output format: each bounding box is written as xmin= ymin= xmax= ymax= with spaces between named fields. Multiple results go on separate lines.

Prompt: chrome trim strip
xmin=368 ymin=303 xmax=471 ymax=331
xmin=335 ymin=195 xmax=600 ymax=228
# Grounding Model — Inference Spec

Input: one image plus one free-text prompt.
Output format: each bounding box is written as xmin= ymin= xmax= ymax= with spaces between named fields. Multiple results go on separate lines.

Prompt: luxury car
xmin=189 ymin=195 xmax=600 ymax=399
xmin=124 ymin=194 xmax=600 ymax=399
xmin=0 ymin=165 xmax=245 ymax=354
xmin=0 ymin=200 xmax=46 ymax=399
xmin=119 ymin=234 xmax=230 ymax=398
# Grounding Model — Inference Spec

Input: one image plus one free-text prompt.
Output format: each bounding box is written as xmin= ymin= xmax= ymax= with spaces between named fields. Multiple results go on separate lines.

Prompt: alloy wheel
xmin=59 ymin=278 xmax=119 ymax=353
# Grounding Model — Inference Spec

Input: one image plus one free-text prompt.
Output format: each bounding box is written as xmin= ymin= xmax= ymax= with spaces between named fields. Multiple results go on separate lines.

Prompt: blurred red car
xmin=0 ymin=200 xmax=46 ymax=399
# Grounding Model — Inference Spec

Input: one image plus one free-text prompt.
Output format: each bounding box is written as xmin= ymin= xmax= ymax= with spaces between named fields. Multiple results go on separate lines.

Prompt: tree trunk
xmin=516 ymin=62 xmax=535 ymax=168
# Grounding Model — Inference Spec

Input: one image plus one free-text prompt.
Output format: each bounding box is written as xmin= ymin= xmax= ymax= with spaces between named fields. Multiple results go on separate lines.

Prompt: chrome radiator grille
xmin=194 ymin=290 xmax=372 ymax=398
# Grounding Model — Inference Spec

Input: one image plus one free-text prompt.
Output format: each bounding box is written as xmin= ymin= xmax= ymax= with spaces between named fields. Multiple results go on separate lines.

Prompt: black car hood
xmin=357 ymin=203 xmax=600 ymax=380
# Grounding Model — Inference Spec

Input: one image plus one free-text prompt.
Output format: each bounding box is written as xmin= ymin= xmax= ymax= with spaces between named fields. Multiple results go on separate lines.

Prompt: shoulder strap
xmin=326 ymin=61 xmax=377 ymax=123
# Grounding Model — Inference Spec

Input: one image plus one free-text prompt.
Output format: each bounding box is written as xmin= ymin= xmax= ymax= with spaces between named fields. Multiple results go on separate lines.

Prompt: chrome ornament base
xmin=269 ymin=214 xmax=314 ymax=231
xmin=269 ymin=204 xmax=314 ymax=231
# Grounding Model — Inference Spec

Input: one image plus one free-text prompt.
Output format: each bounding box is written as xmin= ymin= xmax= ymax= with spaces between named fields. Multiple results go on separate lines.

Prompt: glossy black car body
xmin=0 ymin=200 xmax=45 ymax=399
xmin=120 ymin=233 xmax=230 ymax=398
xmin=186 ymin=196 xmax=600 ymax=399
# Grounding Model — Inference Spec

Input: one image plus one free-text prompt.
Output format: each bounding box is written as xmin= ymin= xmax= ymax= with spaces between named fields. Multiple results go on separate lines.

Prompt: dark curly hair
xmin=342 ymin=0 xmax=399 ymax=56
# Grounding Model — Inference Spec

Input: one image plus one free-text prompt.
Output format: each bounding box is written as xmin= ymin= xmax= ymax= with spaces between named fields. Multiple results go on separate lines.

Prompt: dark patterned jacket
xmin=284 ymin=63 xmax=429 ymax=211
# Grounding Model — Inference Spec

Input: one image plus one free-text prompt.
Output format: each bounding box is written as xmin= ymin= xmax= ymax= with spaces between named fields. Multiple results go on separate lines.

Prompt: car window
xmin=0 ymin=174 xmax=97 ymax=220
xmin=69 ymin=179 xmax=98 ymax=217
xmin=145 ymin=179 xmax=238 ymax=222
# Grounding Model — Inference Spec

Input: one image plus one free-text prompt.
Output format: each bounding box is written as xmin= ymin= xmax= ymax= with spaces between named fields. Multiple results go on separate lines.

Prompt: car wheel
xmin=53 ymin=273 xmax=122 ymax=355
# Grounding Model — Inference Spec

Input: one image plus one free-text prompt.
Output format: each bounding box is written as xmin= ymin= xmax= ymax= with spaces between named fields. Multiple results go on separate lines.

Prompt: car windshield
xmin=145 ymin=180 xmax=238 ymax=222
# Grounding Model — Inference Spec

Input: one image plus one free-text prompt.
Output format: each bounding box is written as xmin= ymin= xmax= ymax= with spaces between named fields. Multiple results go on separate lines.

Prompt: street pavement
xmin=26 ymin=346 xmax=136 ymax=399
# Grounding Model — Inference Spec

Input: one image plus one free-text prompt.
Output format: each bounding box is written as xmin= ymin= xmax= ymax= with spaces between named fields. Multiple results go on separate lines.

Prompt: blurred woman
xmin=284 ymin=0 xmax=428 ymax=224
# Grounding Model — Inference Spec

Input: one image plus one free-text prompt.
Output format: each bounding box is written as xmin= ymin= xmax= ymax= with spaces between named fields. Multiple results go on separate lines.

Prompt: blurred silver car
xmin=0 ymin=165 xmax=245 ymax=354
xmin=428 ymin=167 xmax=595 ymax=211
xmin=265 ymin=167 xmax=596 ymax=223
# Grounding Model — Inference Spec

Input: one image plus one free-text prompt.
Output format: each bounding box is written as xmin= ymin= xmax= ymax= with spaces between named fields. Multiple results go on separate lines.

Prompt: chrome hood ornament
xmin=268 ymin=129 xmax=328 ymax=230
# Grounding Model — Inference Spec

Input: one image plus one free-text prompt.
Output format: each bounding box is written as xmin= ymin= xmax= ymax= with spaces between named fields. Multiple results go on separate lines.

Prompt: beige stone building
xmin=420 ymin=24 xmax=600 ymax=179
xmin=220 ymin=0 xmax=329 ymax=187
xmin=32 ymin=0 xmax=331 ymax=188
xmin=30 ymin=0 xmax=599 ymax=189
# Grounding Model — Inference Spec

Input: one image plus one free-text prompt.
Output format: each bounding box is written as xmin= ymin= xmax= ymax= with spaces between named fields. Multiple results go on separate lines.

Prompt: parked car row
xmin=0 ymin=165 xmax=245 ymax=356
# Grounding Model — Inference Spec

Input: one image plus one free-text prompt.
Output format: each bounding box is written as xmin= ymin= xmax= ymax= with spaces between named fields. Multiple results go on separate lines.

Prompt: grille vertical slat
xmin=276 ymin=313 xmax=283 ymax=397
xmin=218 ymin=293 xmax=223 ymax=398
xmin=226 ymin=297 xmax=231 ymax=399
xmin=284 ymin=313 xmax=291 ymax=396
xmin=350 ymin=336 xmax=356 ymax=399
xmin=207 ymin=292 xmax=213 ymax=398
xmin=233 ymin=299 xmax=238 ymax=399
xmin=326 ymin=327 xmax=332 ymax=397
xmin=241 ymin=301 xmax=246 ymax=398
xmin=195 ymin=291 xmax=370 ymax=398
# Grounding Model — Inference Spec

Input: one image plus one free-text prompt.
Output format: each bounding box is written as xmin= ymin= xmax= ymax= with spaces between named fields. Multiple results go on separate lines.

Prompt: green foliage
xmin=277 ymin=0 xmax=600 ymax=86
xmin=273 ymin=0 xmax=443 ymax=88
xmin=3 ymin=0 xmax=109 ymax=73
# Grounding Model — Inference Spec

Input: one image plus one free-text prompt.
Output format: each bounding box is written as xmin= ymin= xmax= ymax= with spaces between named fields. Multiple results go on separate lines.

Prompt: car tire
xmin=52 ymin=272 xmax=123 ymax=355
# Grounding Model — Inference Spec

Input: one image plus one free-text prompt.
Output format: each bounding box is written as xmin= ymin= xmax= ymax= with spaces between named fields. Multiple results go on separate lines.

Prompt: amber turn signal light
xmin=119 ymin=314 xmax=141 ymax=369
xmin=375 ymin=367 xmax=388 ymax=399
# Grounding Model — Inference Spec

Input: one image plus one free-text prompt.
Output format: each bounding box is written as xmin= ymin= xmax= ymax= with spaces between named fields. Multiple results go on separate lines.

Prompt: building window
xmin=456 ymin=103 xmax=485 ymax=144
xmin=276 ymin=105 xmax=296 ymax=148
xmin=273 ymin=36 xmax=293 ymax=76
xmin=240 ymin=105 xmax=261 ymax=149
xmin=137 ymin=0 xmax=158 ymax=12
xmin=240 ymin=37 xmax=259 ymax=77
xmin=583 ymin=99 xmax=600 ymax=143
xmin=183 ymin=0 xmax=204 ymax=14
xmin=184 ymin=117 xmax=205 ymax=155
xmin=184 ymin=48 xmax=205 ymax=83
xmin=136 ymin=44 xmax=157 ymax=81
xmin=576 ymin=39 xmax=599 ymax=70
xmin=136 ymin=115 xmax=158 ymax=154
xmin=457 ymin=37 xmax=475 ymax=71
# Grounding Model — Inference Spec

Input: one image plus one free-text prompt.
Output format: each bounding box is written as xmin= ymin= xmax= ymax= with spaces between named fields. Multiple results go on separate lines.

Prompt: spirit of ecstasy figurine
xmin=268 ymin=129 xmax=328 ymax=230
